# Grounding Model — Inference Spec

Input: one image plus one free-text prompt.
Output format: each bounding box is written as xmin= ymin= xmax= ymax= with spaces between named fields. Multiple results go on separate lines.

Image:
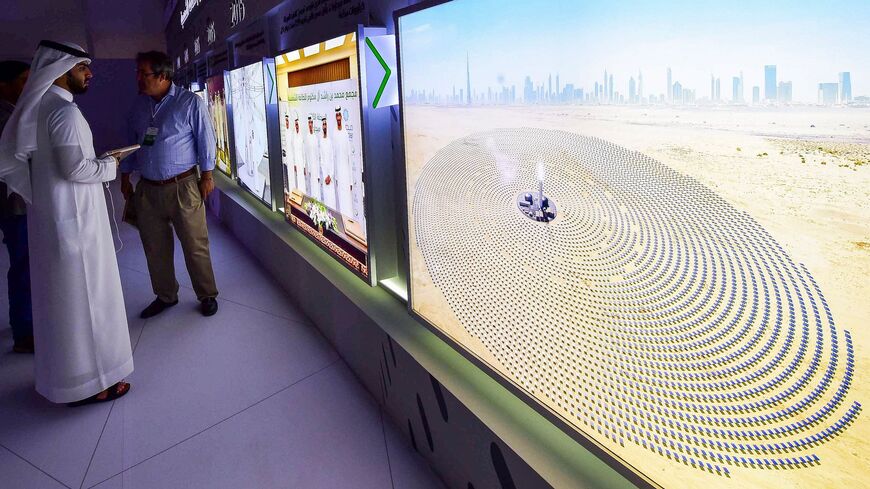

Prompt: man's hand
xmin=199 ymin=170 xmax=214 ymax=200
xmin=121 ymin=173 xmax=134 ymax=200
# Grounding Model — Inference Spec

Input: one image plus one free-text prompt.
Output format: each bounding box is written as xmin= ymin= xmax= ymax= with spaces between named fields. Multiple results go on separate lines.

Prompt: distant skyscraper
xmin=556 ymin=74 xmax=560 ymax=101
xmin=638 ymin=71 xmax=643 ymax=102
xmin=839 ymin=72 xmax=852 ymax=103
xmin=732 ymin=72 xmax=744 ymax=103
xmin=778 ymin=81 xmax=793 ymax=103
xmin=603 ymin=69 xmax=608 ymax=103
xmin=667 ymin=67 xmax=673 ymax=103
xmin=524 ymin=76 xmax=533 ymax=103
xmin=752 ymin=86 xmax=760 ymax=104
xmin=819 ymin=83 xmax=838 ymax=105
xmin=466 ymin=53 xmax=471 ymax=106
xmin=711 ymin=75 xmax=715 ymax=100
xmin=715 ymin=78 xmax=721 ymax=101
xmin=548 ymin=74 xmax=552 ymax=101
xmin=608 ymin=74 xmax=614 ymax=103
xmin=629 ymin=77 xmax=637 ymax=104
xmin=673 ymin=81 xmax=683 ymax=104
xmin=764 ymin=65 xmax=777 ymax=101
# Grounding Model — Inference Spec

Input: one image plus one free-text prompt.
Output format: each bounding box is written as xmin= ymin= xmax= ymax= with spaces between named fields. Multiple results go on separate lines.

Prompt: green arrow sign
xmin=366 ymin=37 xmax=391 ymax=109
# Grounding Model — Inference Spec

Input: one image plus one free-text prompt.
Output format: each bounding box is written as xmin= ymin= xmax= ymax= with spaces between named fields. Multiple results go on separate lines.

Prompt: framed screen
xmin=398 ymin=1 xmax=868 ymax=487
xmin=275 ymin=32 xmax=369 ymax=279
xmin=205 ymin=73 xmax=232 ymax=176
xmin=228 ymin=61 xmax=271 ymax=204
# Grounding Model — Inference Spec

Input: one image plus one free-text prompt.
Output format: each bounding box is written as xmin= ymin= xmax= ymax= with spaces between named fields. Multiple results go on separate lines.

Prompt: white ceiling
xmin=0 ymin=0 xmax=167 ymax=60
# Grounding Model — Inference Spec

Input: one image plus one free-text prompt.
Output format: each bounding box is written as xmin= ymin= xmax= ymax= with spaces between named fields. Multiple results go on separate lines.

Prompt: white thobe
xmin=333 ymin=128 xmax=353 ymax=215
xmin=290 ymin=129 xmax=306 ymax=194
xmin=279 ymin=121 xmax=291 ymax=189
xmin=318 ymin=134 xmax=335 ymax=209
xmin=29 ymin=86 xmax=133 ymax=403
xmin=304 ymin=131 xmax=320 ymax=201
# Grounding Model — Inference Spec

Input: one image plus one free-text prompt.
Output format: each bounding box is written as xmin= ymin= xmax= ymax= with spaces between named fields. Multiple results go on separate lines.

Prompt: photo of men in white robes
xmin=332 ymin=106 xmax=353 ymax=216
xmin=318 ymin=117 xmax=336 ymax=209
xmin=290 ymin=115 xmax=306 ymax=195
xmin=0 ymin=40 xmax=132 ymax=405
xmin=303 ymin=116 xmax=320 ymax=201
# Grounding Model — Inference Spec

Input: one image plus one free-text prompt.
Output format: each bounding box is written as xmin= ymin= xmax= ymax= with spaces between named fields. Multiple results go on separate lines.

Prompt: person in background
xmin=318 ymin=116 xmax=335 ymax=209
xmin=303 ymin=116 xmax=320 ymax=201
xmin=332 ymin=106 xmax=352 ymax=216
xmin=0 ymin=60 xmax=32 ymax=353
xmin=290 ymin=115 xmax=306 ymax=194
xmin=0 ymin=41 xmax=133 ymax=406
xmin=122 ymin=50 xmax=219 ymax=318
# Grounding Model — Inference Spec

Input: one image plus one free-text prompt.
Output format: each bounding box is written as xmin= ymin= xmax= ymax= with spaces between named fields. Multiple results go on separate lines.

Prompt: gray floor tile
xmin=81 ymin=298 xmax=338 ymax=487
xmin=0 ymin=346 xmax=114 ymax=488
xmin=90 ymin=363 xmax=393 ymax=489
xmin=0 ymin=211 xmax=441 ymax=489
xmin=0 ymin=445 xmax=68 ymax=489
xmin=178 ymin=250 xmax=309 ymax=324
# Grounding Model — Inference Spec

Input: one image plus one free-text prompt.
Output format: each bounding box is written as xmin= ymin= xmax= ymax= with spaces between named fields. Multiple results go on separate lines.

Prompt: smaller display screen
xmin=229 ymin=61 xmax=271 ymax=203
xmin=205 ymin=74 xmax=232 ymax=176
xmin=275 ymin=32 xmax=369 ymax=278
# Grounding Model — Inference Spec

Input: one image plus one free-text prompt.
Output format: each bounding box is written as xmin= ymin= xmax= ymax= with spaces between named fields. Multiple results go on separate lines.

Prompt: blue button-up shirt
xmin=123 ymin=84 xmax=216 ymax=180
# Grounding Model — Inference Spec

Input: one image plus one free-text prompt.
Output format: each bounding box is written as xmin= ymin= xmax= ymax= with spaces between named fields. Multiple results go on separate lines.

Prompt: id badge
xmin=142 ymin=126 xmax=159 ymax=146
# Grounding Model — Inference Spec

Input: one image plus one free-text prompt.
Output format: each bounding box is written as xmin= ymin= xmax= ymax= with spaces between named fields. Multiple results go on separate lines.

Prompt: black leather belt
xmin=141 ymin=167 xmax=197 ymax=186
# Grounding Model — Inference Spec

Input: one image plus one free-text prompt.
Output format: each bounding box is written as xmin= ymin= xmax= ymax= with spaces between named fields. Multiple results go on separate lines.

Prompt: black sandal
xmin=67 ymin=382 xmax=131 ymax=407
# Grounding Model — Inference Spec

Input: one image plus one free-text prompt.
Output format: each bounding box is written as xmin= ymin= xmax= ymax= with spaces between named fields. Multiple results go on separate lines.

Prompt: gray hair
xmin=135 ymin=51 xmax=174 ymax=80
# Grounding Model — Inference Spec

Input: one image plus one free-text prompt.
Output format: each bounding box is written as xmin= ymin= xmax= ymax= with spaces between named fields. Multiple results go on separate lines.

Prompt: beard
xmin=66 ymin=73 xmax=89 ymax=94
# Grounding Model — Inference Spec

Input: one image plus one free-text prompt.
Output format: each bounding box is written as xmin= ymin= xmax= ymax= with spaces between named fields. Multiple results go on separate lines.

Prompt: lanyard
xmin=150 ymin=95 xmax=169 ymax=124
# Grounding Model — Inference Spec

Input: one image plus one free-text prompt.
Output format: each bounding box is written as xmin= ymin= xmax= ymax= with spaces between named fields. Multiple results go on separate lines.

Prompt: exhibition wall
xmin=167 ymin=0 xmax=869 ymax=487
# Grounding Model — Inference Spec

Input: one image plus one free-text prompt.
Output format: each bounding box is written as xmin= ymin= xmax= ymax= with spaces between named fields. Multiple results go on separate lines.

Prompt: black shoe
xmin=140 ymin=298 xmax=179 ymax=319
xmin=200 ymin=297 xmax=218 ymax=317
xmin=12 ymin=335 xmax=34 ymax=354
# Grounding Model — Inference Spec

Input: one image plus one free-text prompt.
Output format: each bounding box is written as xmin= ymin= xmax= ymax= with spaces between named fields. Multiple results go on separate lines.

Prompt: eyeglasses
xmin=135 ymin=70 xmax=159 ymax=78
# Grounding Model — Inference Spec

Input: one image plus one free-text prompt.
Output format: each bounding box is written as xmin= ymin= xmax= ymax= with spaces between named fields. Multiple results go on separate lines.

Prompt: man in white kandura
xmin=290 ymin=114 xmax=306 ymax=194
xmin=319 ymin=116 xmax=336 ymax=209
xmin=303 ymin=116 xmax=320 ymax=201
xmin=280 ymin=111 xmax=295 ymax=189
xmin=0 ymin=40 xmax=133 ymax=406
xmin=332 ymin=106 xmax=352 ymax=215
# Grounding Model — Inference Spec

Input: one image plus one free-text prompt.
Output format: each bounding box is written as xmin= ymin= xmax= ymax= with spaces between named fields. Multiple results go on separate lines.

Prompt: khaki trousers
xmin=134 ymin=174 xmax=218 ymax=302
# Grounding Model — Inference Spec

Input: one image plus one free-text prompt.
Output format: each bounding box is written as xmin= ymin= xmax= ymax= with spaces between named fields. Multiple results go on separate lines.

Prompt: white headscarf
xmin=0 ymin=41 xmax=91 ymax=203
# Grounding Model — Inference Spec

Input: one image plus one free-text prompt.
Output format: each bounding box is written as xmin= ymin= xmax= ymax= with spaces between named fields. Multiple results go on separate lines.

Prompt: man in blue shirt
xmin=121 ymin=51 xmax=219 ymax=318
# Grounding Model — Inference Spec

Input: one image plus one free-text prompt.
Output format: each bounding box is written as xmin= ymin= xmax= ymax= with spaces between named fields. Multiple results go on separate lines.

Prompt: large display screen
xmin=205 ymin=74 xmax=232 ymax=176
xmin=229 ymin=61 xmax=271 ymax=203
xmin=399 ymin=1 xmax=868 ymax=487
xmin=275 ymin=32 xmax=368 ymax=278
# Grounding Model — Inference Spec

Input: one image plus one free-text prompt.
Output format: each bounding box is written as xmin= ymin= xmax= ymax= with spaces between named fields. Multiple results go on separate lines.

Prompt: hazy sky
xmin=399 ymin=0 xmax=869 ymax=102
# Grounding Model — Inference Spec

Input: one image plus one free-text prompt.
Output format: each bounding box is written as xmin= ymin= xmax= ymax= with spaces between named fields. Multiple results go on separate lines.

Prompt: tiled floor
xmin=0 ymin=187 xmax=445 ymax=489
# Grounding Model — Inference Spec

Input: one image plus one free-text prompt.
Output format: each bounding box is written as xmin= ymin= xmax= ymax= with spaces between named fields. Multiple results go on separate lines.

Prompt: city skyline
xmin=400 ymin=0 xmax=870 ymax=104
xmin=405 ymin=63 xmax=859 ymax=107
